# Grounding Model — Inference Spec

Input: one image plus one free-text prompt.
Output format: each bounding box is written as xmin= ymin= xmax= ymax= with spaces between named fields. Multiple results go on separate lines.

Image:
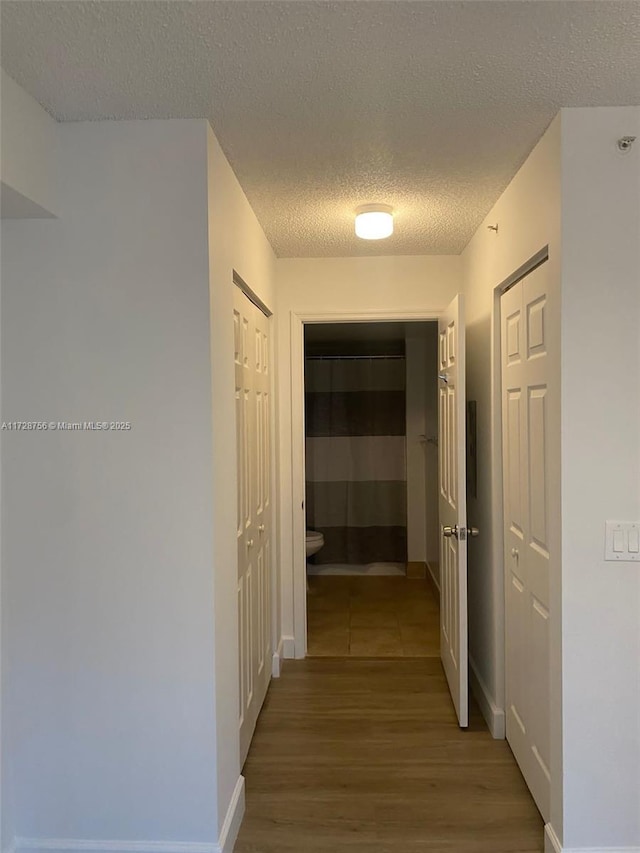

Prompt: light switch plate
xmin=605 ymin=521 xmax=640 ymax=561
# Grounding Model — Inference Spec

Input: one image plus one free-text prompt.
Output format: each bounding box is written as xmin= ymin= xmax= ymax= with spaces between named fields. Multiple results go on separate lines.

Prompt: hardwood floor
xmin=235 ymin=657 xmax=544 ymax=852
xmin=307 ymin=575 xmax=440 ymax=657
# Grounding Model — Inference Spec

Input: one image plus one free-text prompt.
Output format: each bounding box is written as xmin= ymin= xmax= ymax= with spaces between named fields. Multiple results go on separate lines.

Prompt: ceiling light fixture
xmin=355 ymin=204 xmax=394 ymax=240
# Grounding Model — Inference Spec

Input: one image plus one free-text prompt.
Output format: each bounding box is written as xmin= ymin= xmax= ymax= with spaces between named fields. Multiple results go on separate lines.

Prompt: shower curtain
xmin=305 ymin=356 xmax=407 ymax=565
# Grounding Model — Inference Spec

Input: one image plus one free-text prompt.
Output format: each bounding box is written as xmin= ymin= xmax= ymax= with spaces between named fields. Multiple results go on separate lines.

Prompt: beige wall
xmin=2 ymin=119 xmax=218 ymax=843
xmin=559 ymin=106 xmax=640 ymax=851
xmin=461 ymin=106 xmax=640 ymax=850
xmin=461 ymin=116 xmax=562 ymax=826
xmin=275 ymin=256 xmax=462 ymax=652
xmin=206 ymin=124 xmax=277 ymax=834
xmin=0 ymin=112 xmax=277 ymax=853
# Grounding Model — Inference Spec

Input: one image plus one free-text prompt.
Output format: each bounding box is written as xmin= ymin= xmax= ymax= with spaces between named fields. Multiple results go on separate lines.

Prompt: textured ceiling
xmin=2 ymin=1 xmax=639 ymax=257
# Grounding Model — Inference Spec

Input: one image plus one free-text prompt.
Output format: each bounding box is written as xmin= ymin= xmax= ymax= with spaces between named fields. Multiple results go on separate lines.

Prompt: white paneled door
xmin=438 ymin=294 xmax=468 ymax=728
xmin=234 ymin=286 xmax=272 ymax=766
xmin=501 ymin=264 xmax=552 ymax=820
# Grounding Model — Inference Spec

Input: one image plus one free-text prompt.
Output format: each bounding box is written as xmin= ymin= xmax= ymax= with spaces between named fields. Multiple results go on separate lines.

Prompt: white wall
xmin=461 ymin=116 xmax=562 ymax=818
xmin=206 ymin=125 xmax=277 ymax=831
xmin=559 ymin=106 xmax=640 ymax=851
xmin=0 ymin=69 xmax=57 ymax=218
xmin=1 ymin=120 xmax=219 ymax=845
xmin=462 ymin=107 xmax=640 ymax=850
xmin=275 ymin=256 xmax=461 ymax=651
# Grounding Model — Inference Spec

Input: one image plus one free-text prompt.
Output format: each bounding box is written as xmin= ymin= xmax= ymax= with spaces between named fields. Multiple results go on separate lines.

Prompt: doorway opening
xmin=289 ymin=302 xmax=469 ymax=726
xmin=303 ymin=320 xmax=440 ymax=657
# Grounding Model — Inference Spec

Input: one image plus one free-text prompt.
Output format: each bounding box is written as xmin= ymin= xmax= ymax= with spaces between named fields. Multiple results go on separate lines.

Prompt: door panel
xmin=235 ymin=287 xmax=273 ymax=765
xmin=501 ymin=264 xmax=552 ymax=820
xmin=438 ymin=294 xmax=468 ymax=728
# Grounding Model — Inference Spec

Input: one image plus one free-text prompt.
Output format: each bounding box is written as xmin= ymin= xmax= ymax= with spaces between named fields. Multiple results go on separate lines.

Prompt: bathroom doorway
xmin=303 ymin=321 xmax=441 ymax=657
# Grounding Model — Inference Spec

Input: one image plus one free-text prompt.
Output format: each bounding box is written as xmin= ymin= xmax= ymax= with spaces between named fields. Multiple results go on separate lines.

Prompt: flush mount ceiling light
xmin=354 ymin=204 xmax=394 ymax=240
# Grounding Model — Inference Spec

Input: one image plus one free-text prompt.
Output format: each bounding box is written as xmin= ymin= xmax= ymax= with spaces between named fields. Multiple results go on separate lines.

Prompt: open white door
xmin=438 ymin=294 xmax=469 ymax=727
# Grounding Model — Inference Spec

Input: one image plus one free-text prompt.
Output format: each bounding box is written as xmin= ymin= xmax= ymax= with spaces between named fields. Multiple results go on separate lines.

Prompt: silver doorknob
xmin=247 ymin=539 xmax=254 ymax=548
xmin=443 ymin=525 xmax=458 ymax=538
xmin=511 ymin=547 xmax=519 ymax=559
xmin=258 ymin=524 xmax=265 ymax=534
xmin=469 ymin=527 xmax=480 ymax=537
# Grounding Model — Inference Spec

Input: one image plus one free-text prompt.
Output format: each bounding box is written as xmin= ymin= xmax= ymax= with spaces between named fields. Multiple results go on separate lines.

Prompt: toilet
xmin=305 ymin=530 xmax=324 ymax=558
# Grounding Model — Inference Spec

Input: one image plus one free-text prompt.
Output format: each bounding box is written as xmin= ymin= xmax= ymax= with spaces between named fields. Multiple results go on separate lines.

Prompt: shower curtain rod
xmin=305 ymin=354 xmax=405 ymax=361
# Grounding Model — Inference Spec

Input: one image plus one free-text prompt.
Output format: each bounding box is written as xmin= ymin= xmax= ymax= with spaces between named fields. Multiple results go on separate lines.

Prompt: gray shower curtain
xmin=305 ymin=356 xmax=407 ymax=565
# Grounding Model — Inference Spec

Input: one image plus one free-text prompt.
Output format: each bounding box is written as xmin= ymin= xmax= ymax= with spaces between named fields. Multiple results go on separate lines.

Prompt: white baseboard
xmin=15 ymin=841 xmax=216 ymax=853
xmin=544 ymin=824 xmax=640 ymax=853
xmin=13 ymin=778 xmax=246 ymax=853
xmin=545 ymin=825 xmax=563 ymax=853
xmin=217 ymin=776 xmax=245 ymax=853
xmin=272 ymin=637 xmax=284 ymax=677
xmin=281 ymin=635 xmax=295 ymax=659
xmin=468 ymin=655 xmax=505 ymax=739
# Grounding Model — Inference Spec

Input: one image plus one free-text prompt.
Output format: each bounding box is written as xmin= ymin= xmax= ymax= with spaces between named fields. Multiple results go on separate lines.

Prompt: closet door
xmin=501 ymin=264 xmax=553 ymax=820
xmin=234 ymin=287 xmax=272 ymax=766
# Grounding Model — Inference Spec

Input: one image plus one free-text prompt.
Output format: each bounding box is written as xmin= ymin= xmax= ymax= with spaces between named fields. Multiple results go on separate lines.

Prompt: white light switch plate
xmin=605 ymin=521 xmax=640 ymax=561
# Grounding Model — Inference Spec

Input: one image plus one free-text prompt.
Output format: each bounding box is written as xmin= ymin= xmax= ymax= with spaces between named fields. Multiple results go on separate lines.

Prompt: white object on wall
xmin=604 ymin=521 xmax=640 ymax=561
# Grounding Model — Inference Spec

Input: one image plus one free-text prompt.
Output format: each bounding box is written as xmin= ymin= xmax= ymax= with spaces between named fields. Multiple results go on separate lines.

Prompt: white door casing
xmin=234 ymin=287 xmax=272 ymax=765
xmin=438 ymin=294 xmax=469 ymax=728
xmin=501 ymin=263 xmax=552 ymax=821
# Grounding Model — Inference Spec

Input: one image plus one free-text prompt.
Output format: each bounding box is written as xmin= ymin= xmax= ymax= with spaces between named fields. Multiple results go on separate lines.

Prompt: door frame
xmin=491 ymin=246 xmax=563 ymax=842
xmin=290 ymin=308 xmax=441 ymax=658
xmin=489 ymin=246 xmax=549 ymax=722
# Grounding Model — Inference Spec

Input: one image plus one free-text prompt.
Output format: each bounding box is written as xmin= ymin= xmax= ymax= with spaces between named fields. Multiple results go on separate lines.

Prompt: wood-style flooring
xmin=235 ymin=668 xmax=543 ymax=850
xmin=306 ymin=575 xmax=440 ymax=657
xmin=235 ymin=574 xmax=543 ymax=851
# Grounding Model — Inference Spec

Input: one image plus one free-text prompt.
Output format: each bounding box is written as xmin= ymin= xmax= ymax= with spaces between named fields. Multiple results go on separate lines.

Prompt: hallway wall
xmin=559 ymin=106 xmax=640 ymax=851
xmin=461 ymin=114 xmax=562 ymax=828
xmin=1 ymin=119 xmax=218 ymax=844
xmin=206 ymin=125 xmax=277 ymax=830
xmin=274 ymin=256 xmax=461 ymax=653
xmin=0 ymin=115 xmax=276 ymax=852
xmin=462 ymin=107 xmax=640 ymax=851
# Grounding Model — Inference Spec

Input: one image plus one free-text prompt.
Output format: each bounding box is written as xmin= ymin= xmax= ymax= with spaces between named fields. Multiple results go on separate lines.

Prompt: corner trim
xmin=468 ymin=655 xmax=505 ymax=739
xmin=272 ymin=637 xmax=284 ymax=677
xmin=217 ymin=775 xmax=245 ymax=853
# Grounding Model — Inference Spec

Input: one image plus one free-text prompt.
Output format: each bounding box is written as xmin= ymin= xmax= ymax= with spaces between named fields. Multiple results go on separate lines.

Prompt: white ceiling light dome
xmin=355 ymin=204 xmax=394 ymax=240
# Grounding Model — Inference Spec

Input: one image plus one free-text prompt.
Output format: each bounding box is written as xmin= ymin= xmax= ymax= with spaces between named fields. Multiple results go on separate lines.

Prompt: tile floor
xmin=306 ymin=574 xmax=440 ymax=657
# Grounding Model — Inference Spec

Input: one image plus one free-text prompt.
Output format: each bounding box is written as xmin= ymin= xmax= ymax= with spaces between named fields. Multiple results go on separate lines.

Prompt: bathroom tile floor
xmin=306 ymin=574 xmax=440 ymax=657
